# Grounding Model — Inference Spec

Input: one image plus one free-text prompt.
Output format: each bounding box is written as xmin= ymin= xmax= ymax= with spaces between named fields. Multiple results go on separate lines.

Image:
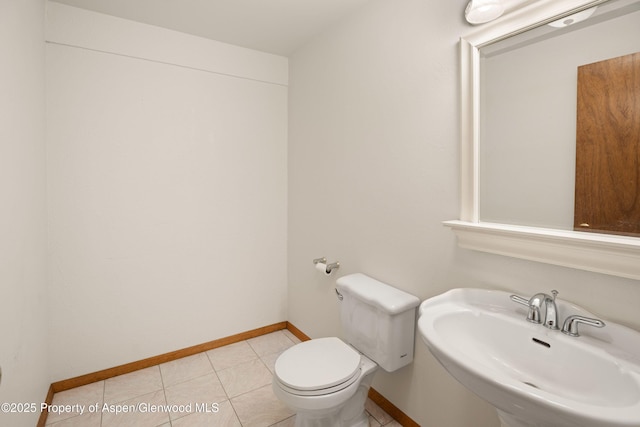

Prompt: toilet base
xmin=293 ymin=386 xmax=371 ymax=427
xmin=293 ymin=363 xmax=375 ymax=427
xmin=274 ymin=342 xmax=380 ymax=427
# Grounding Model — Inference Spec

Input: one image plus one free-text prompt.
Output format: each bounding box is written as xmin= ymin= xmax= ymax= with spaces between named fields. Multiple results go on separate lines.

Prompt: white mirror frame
xmin=445 ymin=0 xmax=640 ymax=281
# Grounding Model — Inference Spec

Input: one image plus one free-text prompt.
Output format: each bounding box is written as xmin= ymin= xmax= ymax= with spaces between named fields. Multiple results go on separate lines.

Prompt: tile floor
xmin=45 ymin=330 xmax=402 ymax=427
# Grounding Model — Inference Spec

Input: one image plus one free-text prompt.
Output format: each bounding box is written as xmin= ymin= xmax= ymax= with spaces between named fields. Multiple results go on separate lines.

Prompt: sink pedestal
xmin=497 ymin=409 xmax=545 ymax=427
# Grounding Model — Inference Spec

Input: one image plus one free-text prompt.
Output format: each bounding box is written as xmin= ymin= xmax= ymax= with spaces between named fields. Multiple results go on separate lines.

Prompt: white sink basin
xmin=418 ymin=288 xmax=640 ymax=427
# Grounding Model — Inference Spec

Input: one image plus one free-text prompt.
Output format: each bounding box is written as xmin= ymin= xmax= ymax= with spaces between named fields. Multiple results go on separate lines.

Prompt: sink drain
xmin=523 ymin=381 xmax=539 ymax=389
xmin=532 ymin=337 xmax=551 ymax=348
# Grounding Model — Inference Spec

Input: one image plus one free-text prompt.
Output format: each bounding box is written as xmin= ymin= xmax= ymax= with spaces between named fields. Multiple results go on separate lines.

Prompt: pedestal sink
xmin=417 ymin=288 xmax=640 ymax=427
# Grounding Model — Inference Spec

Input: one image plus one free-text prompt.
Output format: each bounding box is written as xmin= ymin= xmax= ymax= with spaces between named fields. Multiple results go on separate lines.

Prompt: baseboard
xmin=38 ymin=322 xmax=286 ymax=426
xmin=368 ymin=387 xmax=419 ymax=427
xmin=36 ymin=385 xmax=55 ymax=427
xmin=285 ymin=321 xmax=311 ymax=341
xmin=38 ymin=320 xmax=419 ymax=427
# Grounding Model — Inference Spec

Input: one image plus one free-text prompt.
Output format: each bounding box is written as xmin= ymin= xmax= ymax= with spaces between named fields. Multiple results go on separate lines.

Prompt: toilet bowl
xmin=272 ymin=273 xmax=420 ymax=427
xmin=273 ymin=337 xmax=378 ymax=427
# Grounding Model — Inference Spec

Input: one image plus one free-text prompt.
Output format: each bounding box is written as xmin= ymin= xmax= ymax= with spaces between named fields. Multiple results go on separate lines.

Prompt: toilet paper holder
xmin=313 ymin=257 xmax=340 ymax=274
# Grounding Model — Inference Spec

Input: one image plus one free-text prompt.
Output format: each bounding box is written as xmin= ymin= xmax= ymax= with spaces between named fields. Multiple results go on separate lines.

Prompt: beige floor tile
xmin=164 ymin=373 xmax=228 ymax=420
xmin=159 ymin=353 xmax=214 ymax=387
xmin=247 ymin=331 xmax=295 ymax=357
xmin=46 ymin=381 xmax=104 ymax=425
xmin=217 ymin=358 xmax=273 ymax=398
xmin=231 ymin=384 xmax=294 ymax=427
xmin=369 ymin=414 xmax=382 ymax=426
xmin=104 ymin=366 xmax=163 ymax=404
xmin=171 ymin=400 xmax=241 ymax=427
xmin=47 ymin=333 xmax=402 ymax=427
xmin=101 ymin=389 xmax=169 ymax=427
xmin=206 ymin=341 xmax=258 ymax=371
xmin=281 ymin=329 xmax=302 ymax=344
xmin=259 ymin=351 xmax=280 ymax=374
xmin=47 ymin=411 xmax=102 ymax=427
xmin=365 ymin=398 xmax=394 ymax=426
xmin=271 ymin=415 xmax=296 ymax=427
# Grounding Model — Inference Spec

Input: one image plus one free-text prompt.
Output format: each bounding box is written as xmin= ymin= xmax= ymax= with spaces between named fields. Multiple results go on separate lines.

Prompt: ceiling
xmin=49 ymin=0 xmax=373 ymax=56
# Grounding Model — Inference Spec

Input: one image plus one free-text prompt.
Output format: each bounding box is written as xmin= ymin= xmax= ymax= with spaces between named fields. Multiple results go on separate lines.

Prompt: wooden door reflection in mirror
xmin=574 ymin=51 xmax=640 ymax=236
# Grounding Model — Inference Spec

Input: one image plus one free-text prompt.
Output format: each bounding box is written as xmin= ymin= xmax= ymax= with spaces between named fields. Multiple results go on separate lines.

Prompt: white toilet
xmin=273 ymin=273 xmax=420 ymax=427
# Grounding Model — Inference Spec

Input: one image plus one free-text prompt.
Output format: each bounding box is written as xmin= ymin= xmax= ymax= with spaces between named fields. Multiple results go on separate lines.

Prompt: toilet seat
xmin=275 ymin=337 xmax=362 ymax=396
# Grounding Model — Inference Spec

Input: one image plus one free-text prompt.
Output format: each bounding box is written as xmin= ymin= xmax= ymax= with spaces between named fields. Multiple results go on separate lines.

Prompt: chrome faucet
xmin=527 ymin=290 xmax=559 ymax=330
xmin=511 ymin=290 xmax=606 ymax=337
xmin=510 ymin=290 xmax=559 ymax=330
xmin=561 ymin=315 xmax=605 ymax=337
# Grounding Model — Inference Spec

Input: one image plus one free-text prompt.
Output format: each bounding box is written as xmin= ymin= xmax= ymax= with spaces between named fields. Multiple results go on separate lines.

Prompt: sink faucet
xmin=510 ymin=290 xmax=560 ymax=330
xmin=527 ymin=290 xmax=559 ymax=329
xmin=561 ymin=315 xmax=605 ymax=337
xmin=510 ymin=291 xmax=606 ymax=337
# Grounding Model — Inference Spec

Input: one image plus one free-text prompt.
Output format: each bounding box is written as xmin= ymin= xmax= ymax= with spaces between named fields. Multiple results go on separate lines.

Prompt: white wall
xmin=287 ymin=0 xmax=640 ymax=426
xmin=46 ymin=3 xmax=289 ymax=381
xmin=0 ymin=1 xmax=49 ymax=426
xmin=4 ymin=2 xmax=639 ymax=426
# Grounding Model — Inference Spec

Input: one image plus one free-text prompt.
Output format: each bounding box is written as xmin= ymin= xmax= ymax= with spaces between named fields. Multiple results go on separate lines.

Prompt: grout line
xmin=50 ymin=322 xmax=287 ymax=394
xmin=157 ymin=362 xmax=170 ymax=427
xmin=46 ymin=326 xmax=409 ymax=426
xmin=100 ymin=381 xmax=105 ymax=427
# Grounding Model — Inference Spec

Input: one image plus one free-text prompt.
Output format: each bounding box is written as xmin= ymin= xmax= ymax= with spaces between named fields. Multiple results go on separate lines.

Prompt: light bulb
xmin=465 ymin=0 xmax=505 ymax=25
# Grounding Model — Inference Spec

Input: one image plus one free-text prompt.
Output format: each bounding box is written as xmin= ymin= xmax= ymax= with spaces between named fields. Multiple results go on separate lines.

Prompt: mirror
xmin=479 ymin=0 xmax=640 ymax=232
xmin=445 ymin=0 xmax=640 ymax=280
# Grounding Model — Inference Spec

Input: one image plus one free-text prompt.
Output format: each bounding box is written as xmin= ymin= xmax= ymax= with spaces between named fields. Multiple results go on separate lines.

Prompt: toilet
xmin=273 ymin=273 xmax=420 ymax=427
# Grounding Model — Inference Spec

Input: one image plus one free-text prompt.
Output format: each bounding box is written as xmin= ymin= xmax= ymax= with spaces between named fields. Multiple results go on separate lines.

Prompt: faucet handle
xmin=561 ymin=315 xmax=605 ymax=337
xmin=551 ymin=290 xmax=558 ymax=300
xmin=510 ymin=294 xmax=530 ymax=307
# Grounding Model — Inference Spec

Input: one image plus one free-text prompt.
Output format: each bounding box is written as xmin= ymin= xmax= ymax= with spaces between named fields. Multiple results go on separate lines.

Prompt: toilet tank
xmin=336 ymin=273 xmax=420 ymax=372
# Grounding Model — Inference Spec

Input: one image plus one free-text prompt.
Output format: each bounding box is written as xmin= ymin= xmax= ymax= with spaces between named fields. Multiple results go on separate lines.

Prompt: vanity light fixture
xmin=465 ymin=0 xmax=505 ymax=24
xmin=548 ymin=6 xmax=597 ymax=27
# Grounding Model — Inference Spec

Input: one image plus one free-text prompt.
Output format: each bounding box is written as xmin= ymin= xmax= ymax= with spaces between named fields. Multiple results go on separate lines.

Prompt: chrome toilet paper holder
xmin=313 ymin=257 xmax=340 ymax=274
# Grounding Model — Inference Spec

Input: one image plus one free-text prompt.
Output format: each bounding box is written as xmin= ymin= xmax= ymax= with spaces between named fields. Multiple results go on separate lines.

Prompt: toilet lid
xmin=275 ymin=337 xmax=361 ymax=392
